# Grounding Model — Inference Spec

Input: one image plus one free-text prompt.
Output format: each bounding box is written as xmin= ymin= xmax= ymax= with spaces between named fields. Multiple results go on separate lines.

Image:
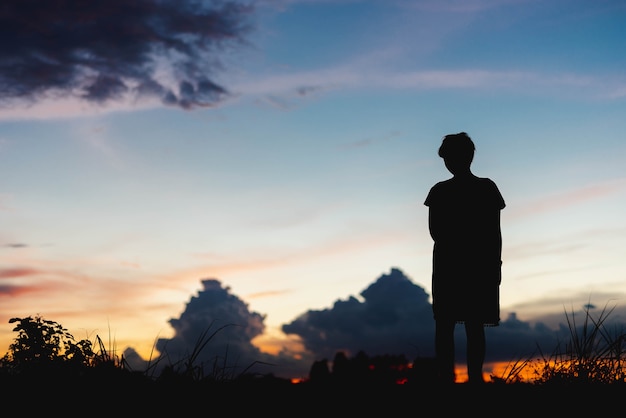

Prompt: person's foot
xmin=466 ymin=376 xmax=486 ymax=385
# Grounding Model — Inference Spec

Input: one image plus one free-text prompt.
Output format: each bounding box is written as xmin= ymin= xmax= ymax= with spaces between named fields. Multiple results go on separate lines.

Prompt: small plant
xmin=0 ymin=315 xmax=97 ymax=376
xmin=153 ymin=321 xmax=274 ymax=384
xmin=530 ymin=301 xmax=626 ymax=385
xmin=491 ymin=353 xmax=535 ymax=384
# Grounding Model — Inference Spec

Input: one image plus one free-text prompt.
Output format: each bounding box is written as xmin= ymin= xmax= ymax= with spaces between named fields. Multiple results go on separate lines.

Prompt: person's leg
xmin=465 ymin=321 xmax=486 ymax=383
xmin=435 ymin=319 xmax=456 ymax=383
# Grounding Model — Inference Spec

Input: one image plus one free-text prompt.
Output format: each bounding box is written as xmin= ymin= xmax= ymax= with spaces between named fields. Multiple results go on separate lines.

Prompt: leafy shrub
xmin=1 ymin=315 xmax=94 ymax=372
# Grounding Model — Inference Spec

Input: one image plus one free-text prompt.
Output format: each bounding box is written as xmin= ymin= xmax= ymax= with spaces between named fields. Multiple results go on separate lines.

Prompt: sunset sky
xmin=1 ymin=0 xmax=625 ymax=381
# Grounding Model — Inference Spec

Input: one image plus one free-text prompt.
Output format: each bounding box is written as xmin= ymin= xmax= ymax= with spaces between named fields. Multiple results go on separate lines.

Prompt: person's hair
xmin=438 ymin=132 xmax=475 ymax=160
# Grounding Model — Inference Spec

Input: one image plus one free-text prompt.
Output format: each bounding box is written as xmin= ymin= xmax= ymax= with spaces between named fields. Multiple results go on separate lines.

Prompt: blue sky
xmin=1 ymin=0 xmax=625 ymax=380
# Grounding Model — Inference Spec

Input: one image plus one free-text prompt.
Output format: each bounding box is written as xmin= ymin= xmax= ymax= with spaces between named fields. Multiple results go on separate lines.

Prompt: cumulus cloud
xmin=0 ymin=0 xmax=253 ymax=110
xmin=151 ymin=279 xmax=275 ymax=376
xmin=282 ymin=268 xmax=435 ymax=360
xmin=125 ymin=278 xmax=310 ymax=379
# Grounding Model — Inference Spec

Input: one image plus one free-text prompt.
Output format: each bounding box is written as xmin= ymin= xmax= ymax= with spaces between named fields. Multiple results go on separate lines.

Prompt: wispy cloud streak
xmin=0 ymin=267 xmax=39 ymax=279
xmin=227 ymin=65 xmax=625 ymax=108
xmin=506 ymin=178 xmax=626 ymax=221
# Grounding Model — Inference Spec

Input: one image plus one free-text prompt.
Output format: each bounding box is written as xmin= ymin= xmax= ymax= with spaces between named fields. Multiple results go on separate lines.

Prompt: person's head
xmin=438 ymin=132 xmax=475 ymax=175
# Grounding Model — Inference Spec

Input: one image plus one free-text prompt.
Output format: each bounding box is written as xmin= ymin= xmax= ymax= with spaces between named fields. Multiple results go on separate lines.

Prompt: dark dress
xmin=424 ymin=176 xmax=505 ymax=326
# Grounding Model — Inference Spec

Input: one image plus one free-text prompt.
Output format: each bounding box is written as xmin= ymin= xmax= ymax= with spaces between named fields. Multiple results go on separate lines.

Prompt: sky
xmin=1 ymin=0 xmax=626 ymax=382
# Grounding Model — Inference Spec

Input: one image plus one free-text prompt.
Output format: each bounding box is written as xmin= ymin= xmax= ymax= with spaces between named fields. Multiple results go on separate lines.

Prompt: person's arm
xmin=428 ymin=207 xmax=443 ymax=242
xmin=496 ymin=210 xmax=502 ymax=256
xmin=494 ymin=210 xmax=503 ymax=285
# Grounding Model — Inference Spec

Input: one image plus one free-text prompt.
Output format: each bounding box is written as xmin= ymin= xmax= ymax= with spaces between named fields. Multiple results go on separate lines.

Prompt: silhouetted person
xmin=424 ymin=132 xmax=505 ymax=384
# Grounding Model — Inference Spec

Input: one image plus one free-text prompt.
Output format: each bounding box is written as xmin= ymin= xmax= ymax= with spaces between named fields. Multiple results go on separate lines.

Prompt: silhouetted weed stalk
xmin=494 ymin=301 xmax=626 ymax=385
xmin=147 ymin=321 xmax=272 ymax=383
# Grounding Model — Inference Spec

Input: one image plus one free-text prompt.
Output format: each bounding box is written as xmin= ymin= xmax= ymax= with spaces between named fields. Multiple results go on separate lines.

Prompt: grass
xmin=492 ymin=300 xmax=626 ymax=385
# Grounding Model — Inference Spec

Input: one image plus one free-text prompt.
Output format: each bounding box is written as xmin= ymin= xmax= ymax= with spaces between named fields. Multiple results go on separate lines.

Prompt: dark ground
xmin=4 ymin=373 xmax=621 ymax=415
